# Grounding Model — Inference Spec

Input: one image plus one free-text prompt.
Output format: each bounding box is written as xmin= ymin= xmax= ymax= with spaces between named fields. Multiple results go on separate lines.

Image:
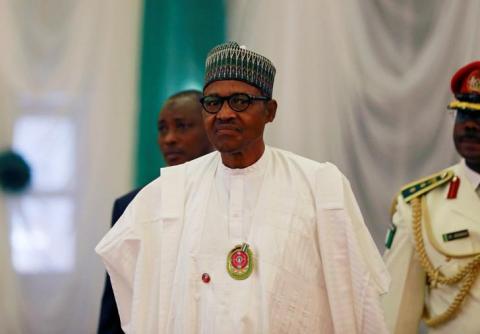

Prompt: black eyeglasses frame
xmin=200 ymin=93 xmax=270 ymax=114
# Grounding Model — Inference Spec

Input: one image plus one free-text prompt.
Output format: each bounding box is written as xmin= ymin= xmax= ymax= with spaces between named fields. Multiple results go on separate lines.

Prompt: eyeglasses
xmin=449 ymin=109 xmax=480 ymax=123
xmin=200 ymin=93 xmax=270 ymax=114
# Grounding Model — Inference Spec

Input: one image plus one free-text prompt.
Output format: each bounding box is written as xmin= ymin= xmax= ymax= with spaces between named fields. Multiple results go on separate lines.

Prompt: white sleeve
xmin=342 ymin=175 xmax=391 ymax=334
xmin=382 ymin=198 xmax=425 ymax=334
xmin=315 ymin=164 xmax=390 ymax=334
xmin=95 ymin=167 xmax=185 ymax=334
xmin=95 ymin=201 xmax=140 ymax=333
xmin=342 ymin=175 xmax=391 ymax=294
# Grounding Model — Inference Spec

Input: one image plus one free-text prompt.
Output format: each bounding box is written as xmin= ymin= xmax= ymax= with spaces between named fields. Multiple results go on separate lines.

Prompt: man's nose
xmin=216 ymin=100 xmax=236 ymax=120
xmin=163 ymin=130 xmax=178 ymax=144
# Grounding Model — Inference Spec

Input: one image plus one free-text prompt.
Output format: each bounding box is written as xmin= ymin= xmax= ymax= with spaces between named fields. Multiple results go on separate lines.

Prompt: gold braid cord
xmin=411 ymin=197 xmax=480 ymax=327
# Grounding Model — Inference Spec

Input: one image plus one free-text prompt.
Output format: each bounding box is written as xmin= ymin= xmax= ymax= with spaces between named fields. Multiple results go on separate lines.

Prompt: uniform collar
xmin=460 ymin=159 xmax=480 ymax=189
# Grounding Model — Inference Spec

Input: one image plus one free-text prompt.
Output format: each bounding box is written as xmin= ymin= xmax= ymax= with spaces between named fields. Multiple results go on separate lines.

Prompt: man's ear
xmin=265 ymin=99 xmax=277 ymax=123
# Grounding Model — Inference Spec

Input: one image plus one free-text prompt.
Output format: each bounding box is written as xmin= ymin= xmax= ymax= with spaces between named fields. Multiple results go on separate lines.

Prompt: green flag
xmin=136 ymin=0 xmax=225 ymax=186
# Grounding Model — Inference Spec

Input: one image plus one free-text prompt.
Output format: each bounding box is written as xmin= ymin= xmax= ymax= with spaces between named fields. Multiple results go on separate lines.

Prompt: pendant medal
xmin=227 ymin=243 xmax=254 ymax=280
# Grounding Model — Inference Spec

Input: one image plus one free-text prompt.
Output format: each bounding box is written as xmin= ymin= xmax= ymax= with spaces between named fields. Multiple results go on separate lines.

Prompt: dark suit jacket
xmin=97 ymin=187 xmax=142 ymax=334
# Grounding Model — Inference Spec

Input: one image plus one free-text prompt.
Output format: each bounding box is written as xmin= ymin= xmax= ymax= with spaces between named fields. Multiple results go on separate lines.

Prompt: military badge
xmin=385 ymin=223 xmax=397 ymax=249
xmin=227 ymin=243 xmax=254 ymax=280
xmin=447 ymin=176 xmax=460 ymax=199
xmin=442 ymin=229 xmax=470 ymax=242
xmin=465 ymin=69 xmax=480 ymax=94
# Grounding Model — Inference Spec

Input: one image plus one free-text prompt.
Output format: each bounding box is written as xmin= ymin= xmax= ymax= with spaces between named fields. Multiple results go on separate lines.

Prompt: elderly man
xmin=96 ymin=42 xmax=389 ymax=333
xmin=97 ymin=89 xmax=213 ymax=334
xmin=382 ymin=61 xmax=480 ymax=333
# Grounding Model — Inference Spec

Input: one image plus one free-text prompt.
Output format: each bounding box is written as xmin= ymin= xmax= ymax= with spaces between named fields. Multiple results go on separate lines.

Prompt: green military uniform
xmin=382 ymin=162 xmax=480 ymax=333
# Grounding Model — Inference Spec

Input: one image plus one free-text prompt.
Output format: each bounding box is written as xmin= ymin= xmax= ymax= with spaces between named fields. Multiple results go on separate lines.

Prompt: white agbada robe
xmin=96 ymin=146 xmax=390 ymax=333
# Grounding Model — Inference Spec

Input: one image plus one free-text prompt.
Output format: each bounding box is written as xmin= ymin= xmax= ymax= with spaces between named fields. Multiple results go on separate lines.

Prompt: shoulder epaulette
xmin=401 ymin=170 xmax=454 ymax=203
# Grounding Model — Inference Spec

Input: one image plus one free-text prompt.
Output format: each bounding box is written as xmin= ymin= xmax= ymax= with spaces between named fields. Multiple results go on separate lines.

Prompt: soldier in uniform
xmin=382 ymin=61 xmax=480 ymax=333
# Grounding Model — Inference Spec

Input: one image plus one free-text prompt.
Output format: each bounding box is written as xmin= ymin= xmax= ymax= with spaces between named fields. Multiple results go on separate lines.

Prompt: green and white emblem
xmin=385 ymin=223 xmax=397 ymax=249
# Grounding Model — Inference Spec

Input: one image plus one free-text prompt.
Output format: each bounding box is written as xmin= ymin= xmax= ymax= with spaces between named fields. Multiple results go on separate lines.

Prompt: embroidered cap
xmin=448 ymin=61 xmax=480 ymax=111
xmin=204 ymin=41 xmax=276 ymax=98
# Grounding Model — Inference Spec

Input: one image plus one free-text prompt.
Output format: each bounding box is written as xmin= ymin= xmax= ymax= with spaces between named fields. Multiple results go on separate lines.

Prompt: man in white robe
xmin=96 ymin=41 xmax=389 ymax=333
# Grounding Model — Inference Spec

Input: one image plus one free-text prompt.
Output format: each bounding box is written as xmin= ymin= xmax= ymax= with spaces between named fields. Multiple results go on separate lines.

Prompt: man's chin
xmin=212 ymin=140 xmax=240 ymax=154
xmin=465 ymin=158 xmax=480 ymax=173
xmin=165 ymin=155 xmax=187 ymax=166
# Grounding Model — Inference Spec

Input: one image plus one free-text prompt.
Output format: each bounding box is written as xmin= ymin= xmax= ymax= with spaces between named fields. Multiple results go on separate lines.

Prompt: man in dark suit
xmin=97 ymin=90 xmax=213 ymax=334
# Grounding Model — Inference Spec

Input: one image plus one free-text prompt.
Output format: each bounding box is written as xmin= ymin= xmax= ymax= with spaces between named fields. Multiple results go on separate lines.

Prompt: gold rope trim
xmin=448 ymin=100 xmax=480 ymax=111
xmin=411 ymin=197 xmax=480 ymax=327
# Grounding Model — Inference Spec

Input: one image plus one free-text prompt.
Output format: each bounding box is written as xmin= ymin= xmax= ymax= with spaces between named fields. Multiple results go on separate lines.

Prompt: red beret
xmin=448 ymin=61 xmax=480 ymax=111
xmin=451 ymin=61 xmax=480 ymax=95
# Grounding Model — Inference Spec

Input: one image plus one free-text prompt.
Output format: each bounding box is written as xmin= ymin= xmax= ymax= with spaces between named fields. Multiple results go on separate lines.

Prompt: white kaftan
xmin=96 ymin=146 xmax=389 ymax=333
